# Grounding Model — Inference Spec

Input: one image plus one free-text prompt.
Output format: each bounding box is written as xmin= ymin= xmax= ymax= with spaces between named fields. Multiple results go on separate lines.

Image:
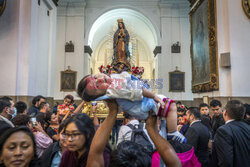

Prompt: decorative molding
xmin=44 ymin=0 xmax=56 ymax=10
xmin=153 ymin=46 xmax=161 ymax=57
xmin=171 ymin=42 xmax=181 ymax=53
xmin=187 ymin=0 xmax=197 ymax=7
xmin=57 ymin=5 xmax=85 ymax=16
xmin=85 ymin=1 xmax=159 ymax=8
xmin=52 ymin=0 xmax=59 ymax=6
xmin=58 ymin=1 xmax=86 ymax=7
xmin=65 ymin=41 xmax=74 ymax=52
xmin=84 ymin=45 xmax=93 ymax=56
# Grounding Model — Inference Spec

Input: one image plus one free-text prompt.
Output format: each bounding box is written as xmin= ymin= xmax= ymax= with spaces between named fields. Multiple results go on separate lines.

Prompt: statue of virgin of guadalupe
xmin=113 ymin=19 xmax=130 ymax=64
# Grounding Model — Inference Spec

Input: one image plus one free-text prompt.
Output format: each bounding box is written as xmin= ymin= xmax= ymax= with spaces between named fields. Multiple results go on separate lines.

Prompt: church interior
xmin=1 ymin=0 xmax=250 ymax=107
xmin=0 ymin=0 xmax=250 ymax=166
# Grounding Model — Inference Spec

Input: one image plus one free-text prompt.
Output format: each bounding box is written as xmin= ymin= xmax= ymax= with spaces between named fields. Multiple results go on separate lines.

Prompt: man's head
xmin=176 ymin=101 xmax=182 ymax=108
xmin=14 ymin=101 xmax=27 ymax=114
xmin=199 ymin=103 xmax=209 ymax=115
xmin=64 ymin=95 xmax=74 ymax=105
xmin=39 ymin=102 xmax=50 ymax=113
xmin=11 ymin=114 xmax=30 ymax=127
xmin=210 ymin=99 xmax=222 ymax=117
xmin=186 ymin=107 xmax=201 ymax=124
xmin=123 ymin=113 xmax=136 ymax=123
xmin=0 ymin=97 xmax=15 ymax=116
xmin=178 ymin=115 xmax=184 ymax=125
xmin=177 ymin=107 xmax=185 ymax=115
xmin=77 ymin=74 xmax=112 ymax=102
xmin=32 ymin=95 xmax=45 ymax=107
xmin=110 ymin=141 xmax=151 ymax=167
xmin=223 ymin=100 xmax=245 ymax=122
xmin=0 ymin=100 xmax=11 ymax=118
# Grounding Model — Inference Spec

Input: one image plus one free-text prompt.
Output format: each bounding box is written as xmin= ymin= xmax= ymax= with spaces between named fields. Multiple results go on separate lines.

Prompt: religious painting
xmin=60 ymin=69 xmax=77 ymax=92
xmin=0 ymin=0 xmax=7 ymax=16
xmin=169 ymin=71 xmax=185 ymax=92
xmin=190 ymin=0 xmax=219 ymax=93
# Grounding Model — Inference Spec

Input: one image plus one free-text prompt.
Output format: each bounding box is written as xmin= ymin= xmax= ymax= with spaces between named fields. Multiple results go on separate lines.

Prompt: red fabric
xmin=158 ymin=98 xmax=175 ymax=117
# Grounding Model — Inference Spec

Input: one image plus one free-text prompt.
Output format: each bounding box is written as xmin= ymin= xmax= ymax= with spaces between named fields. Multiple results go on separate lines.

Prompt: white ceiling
xmin=88 ymin=8 xmax=158 ymax=54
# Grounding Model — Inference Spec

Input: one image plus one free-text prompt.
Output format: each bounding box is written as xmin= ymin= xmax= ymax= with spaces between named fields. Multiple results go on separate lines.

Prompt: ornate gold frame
xmin=0 ymin=0 xmax=6 ymax=16
xmin=242 ymin=0 xmax=250 ymax=19
xmin=189 ymin=0 xmax=219 ymax=93
xmin=82 ymin=102 xmax=124 ymax=119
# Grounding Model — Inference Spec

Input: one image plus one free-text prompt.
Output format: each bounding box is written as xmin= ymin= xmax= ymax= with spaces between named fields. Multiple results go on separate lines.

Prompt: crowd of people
xmin=0 ymin=92 xmax=250 ymax=166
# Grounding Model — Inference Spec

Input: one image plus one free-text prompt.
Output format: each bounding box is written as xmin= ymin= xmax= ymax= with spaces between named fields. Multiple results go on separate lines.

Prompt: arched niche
xmin=87 ymin=8 xmax=158 ymax=80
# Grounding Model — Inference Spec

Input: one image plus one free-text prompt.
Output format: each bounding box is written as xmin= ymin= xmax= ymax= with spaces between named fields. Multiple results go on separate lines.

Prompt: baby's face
xmin=85 ymin=73 xmax=112 ymax=96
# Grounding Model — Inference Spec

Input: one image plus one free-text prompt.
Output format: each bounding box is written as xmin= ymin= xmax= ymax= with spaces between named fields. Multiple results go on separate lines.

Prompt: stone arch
xmin=86 ymin=8 xmax=159 ymax=79
xmin=86 ymin=7 xmax=160 ymax=49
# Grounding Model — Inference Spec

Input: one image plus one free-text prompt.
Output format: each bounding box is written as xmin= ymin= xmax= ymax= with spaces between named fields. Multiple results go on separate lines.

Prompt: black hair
xmin=176 ymin=101 xmax=182 ymax=105
xmin=32 ymin=95 xmax=45 ymax=105
xmin=225 ymin=100 xmax=245 ymax=120
xmin=11 ymin=114 xmax=30 ymax=127
xmin=38 ymin=102 xmax=48 ymax=110
xmin=0 ymin=126 xmax=39 ymax=167
xmin=64 ymin=113 xmax=95 ymax=151
xmin=64 ymin=95 xmax=74 ymax=104
xmin=35 ymin=111 xmax=51 ymax=132
xmin=0 ymin=100 xmax=11 ymax=114
xmin=77 ymin=75 xmax=102 ymax=102
xmin=178 ymin=114 xmax=184 ymax=118
xmin=210 ymin=99 xmax=222 ymax=107
xmin=177 ymin=107 xmax=185 ymax=113
xmin=188 ymin=107 xmax=201 ymax=119
xmin=244 ymin=103 xmax=250 ymax=117
xmin=123 ymin=113 xmax=133 ymax=119
xmin=199 ymin=103 xmax=209 ymax=109
xmin=58 ymin=120 xmax=67 ymax=133
xmin=15 ymin=101 xmax=27 ymax=114
xmin=117 ymin=21 xmax=126 ymax=30
xmin=110 ymin=141 xmax=151 ymax=167
xmin=0 ymin=96 xmax=12 ymax=102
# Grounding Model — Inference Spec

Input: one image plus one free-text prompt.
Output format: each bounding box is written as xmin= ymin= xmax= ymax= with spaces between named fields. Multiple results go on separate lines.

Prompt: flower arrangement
xmin=132 ymin=66 xmax=144 ymax=78
xmin=99 ymin=65 xmax=112 ymax=75
xmin=57 ymin=104 xmax=75 ymax=115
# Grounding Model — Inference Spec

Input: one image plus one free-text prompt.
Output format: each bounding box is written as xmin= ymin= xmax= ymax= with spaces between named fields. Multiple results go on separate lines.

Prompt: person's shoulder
xmin=228 ymin=121 xmax=250 ymax=130
xmin=191 ymin=121 xmax=202 ymax=127
xmin=216 ymin=124 xmax=231 ymax=136
xmin=120 ymin=124 xmax=131 ymax=131
xmin=192 ymin=122 xmax=208 ymax=132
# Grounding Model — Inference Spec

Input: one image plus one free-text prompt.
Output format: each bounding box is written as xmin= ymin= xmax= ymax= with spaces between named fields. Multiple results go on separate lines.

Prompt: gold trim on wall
xmin=242 ymin=0 xmax=250 ymax=19
xmin=0 ymin=0 xmax=6 ymax=16
xmin=189 ymin=0 xmax=219 ymax=93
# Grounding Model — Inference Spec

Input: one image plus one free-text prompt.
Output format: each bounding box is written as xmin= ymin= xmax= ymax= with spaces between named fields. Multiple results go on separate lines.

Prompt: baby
xmin=77 ymin=71 xmax=186 ymax=143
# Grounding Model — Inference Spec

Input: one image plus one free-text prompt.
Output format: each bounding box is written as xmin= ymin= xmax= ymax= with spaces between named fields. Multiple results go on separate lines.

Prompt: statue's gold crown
xmin=117 ymin=18 xmax=123 ymax=23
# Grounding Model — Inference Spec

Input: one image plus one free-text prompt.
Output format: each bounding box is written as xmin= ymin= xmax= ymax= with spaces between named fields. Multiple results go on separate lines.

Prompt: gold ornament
xmin=117 ymin=18 xmax=123 ymax=23
xmin=242 ymin=0 xmax=250 ymax=19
